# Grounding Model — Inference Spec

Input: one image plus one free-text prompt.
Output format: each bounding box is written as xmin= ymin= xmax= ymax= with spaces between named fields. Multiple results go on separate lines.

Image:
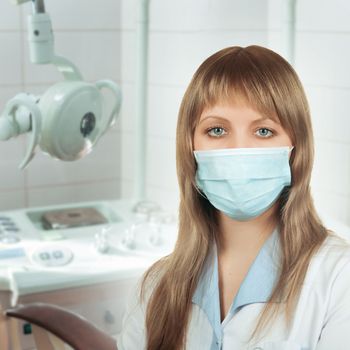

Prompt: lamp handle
xmin=2 ymin=94 xmax=42 ymax=169
xmin=95 ymin=80 xmax=122 ymax=137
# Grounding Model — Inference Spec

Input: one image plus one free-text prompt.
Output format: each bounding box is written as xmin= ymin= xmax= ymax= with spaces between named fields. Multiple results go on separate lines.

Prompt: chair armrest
xmin=5 ymin=302 xmax=118 ymax=350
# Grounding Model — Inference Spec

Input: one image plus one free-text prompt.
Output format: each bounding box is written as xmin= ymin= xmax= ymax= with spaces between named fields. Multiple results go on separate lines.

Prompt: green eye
xmin=208 ymin=127 xmax=226 ymax=137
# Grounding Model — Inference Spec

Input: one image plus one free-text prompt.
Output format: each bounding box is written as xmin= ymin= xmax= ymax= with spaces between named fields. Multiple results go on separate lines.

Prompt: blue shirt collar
xmin=192 ymin=226 xmax=281 ymax=340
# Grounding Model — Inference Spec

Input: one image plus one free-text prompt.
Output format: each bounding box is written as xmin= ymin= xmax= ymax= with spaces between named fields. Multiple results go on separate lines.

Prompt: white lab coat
xmin=116 ymin=230 xmax=350 ymax=349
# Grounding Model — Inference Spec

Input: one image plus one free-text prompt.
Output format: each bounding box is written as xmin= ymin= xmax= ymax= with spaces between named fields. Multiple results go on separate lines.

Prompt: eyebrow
xmin=198 ymin=115 xmax=280 ymax=125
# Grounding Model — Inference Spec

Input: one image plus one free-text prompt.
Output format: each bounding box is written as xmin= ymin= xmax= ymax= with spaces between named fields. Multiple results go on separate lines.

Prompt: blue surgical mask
xmin=194 ymin=146 xmax=293 ymax=221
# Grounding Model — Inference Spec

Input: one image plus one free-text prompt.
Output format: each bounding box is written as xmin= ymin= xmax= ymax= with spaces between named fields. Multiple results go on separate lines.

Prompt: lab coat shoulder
xmin=115 ymin=279 xmax=148 ymax=350
xmin=317 ymin=232 xmax=350 ymax=276
xmin=313 ymin=232 xmax=350 ymax=349
xmin=115 ymin=269 xmax=163 ymax=350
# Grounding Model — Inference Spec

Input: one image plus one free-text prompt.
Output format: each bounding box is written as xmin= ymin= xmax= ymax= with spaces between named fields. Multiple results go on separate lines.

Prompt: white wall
xmin=268 ymin=0 xmax=350 ymax=226
xmin=0 ymin=0 xmax=122 ymax=210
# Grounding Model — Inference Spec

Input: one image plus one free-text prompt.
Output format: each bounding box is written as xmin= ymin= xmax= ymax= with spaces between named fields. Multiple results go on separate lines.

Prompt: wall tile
xmin=0 ymin=137 xmax=26 ymax=191
xmin=266 ymin=31 xmax=285 ymax=60
xmin=311 ymin=140 xmax=350 ymax=197
xmin=0 ymin=1 xmax=21 ymax=31
xmin=0 ymin=189 xmax=26 ymax=211
xmin=118 ymin=81 xmax=135 ymax=133
xmin=146 ymin=136 xmax=177 ymax=191
xmin=121 ymin=132 xmax=178 ymax=194
xmin=268 ymin=0 xmax=283 ymax=31
xmin=120 ymin=178 xmax=133 ymax=199
xmin=122 ymin=30 xmax=267 ymax=85
xmin=120 ymin=30 xmax=136 ymax=83
xmin=269 ymin=0 xmax=350 ymax=33
xmin=26 ymin=129 xmax=121 ymax=187
xmin=0 ymin=86 xmax=24 ymax=107
xmin=151 ymin=0 xmax=268 ymax=32
xmin=149 ymin=31 xmax=267 ymax=85
xmin=306 ymin=86 xmax=350 ymax=145
xmin=120 ymin=82 xmax=185 ymax=137
xmin=298 ymin=0 xmax=350 ymax=32
xmin=121 ymin=0 xmax=136 ymax=30
xmin=21 ymin=0 xmax=121 ymax=31
xmin=0 ymin=33 xmax=23 ymax=86
xmin=23 ymin=31 xmax=121 ymax=84
xmin=311 ymin=187 xmax=350 ymax=226
xmin=146 ymin=185 xmax=179 ymax=214
xmin=147 ymin=85 xmax=184 ymax=139
xmin=268 ymin=0 xmax=350 ymax=227
xmin=123 ymin=0 xmax=268 ymax=32
xmin=27 ymin=179 xmax=120 ymax=207
xmin=121 ymin=130 xmax=135 ymax=183
xmin=296 ymin=33 xmax=350 ymax=88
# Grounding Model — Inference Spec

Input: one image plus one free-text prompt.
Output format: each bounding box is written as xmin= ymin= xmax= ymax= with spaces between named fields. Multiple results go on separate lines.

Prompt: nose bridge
xmin=227 ymin=128 xmax=250 ymax=148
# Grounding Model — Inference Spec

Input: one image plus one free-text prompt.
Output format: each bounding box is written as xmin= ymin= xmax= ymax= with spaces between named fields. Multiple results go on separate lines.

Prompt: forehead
xmin=198 ymin=97 xmax=280 ymax=124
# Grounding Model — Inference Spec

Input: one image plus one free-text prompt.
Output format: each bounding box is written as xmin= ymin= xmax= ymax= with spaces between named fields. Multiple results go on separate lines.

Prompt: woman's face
xmin=193 ymin=100 xmax=293 ymax=151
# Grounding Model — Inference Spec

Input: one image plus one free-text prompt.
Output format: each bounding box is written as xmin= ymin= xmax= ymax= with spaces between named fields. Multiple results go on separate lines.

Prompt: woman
xmin=116 ymin=45 xmax=350 ymax=349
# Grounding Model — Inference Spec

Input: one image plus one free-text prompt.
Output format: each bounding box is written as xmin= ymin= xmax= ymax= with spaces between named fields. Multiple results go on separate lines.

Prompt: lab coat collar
xmin=191 ymin=226 xmax=281 ymax=340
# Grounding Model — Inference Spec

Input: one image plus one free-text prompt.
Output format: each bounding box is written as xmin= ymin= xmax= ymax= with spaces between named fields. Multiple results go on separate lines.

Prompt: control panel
xmin=0 ymin=215 xmax=21 ymax=245
xmin=0 ymin=199 xmax=177 ymax=295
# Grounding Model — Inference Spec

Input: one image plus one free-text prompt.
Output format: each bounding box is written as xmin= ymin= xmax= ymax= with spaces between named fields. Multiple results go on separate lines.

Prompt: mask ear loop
xmin=288 ymin=146 xmax=295 ymax=162
xmin=193 ymin=178 xmax=207 ymax=199
xmin=195 ymin=185 xmax=208 ymax=200
xmin=193 ymin=161 xmax=209 ymax=200
xmin=287 ymin=146 xmax=295 ymax=187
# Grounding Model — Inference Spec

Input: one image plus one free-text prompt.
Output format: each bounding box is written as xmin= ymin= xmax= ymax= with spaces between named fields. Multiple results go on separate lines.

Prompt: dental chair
xmin=5 ymin=303 xmax=118 ymax=350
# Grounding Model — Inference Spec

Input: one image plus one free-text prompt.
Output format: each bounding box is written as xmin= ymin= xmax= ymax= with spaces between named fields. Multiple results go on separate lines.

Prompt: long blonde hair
xmin=140 ymin=45 xmax=330 ymax=349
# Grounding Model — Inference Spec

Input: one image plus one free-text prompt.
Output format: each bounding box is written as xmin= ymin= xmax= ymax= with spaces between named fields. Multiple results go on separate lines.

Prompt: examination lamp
xmin=0 ymin=0 xmax=122 ymax=169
